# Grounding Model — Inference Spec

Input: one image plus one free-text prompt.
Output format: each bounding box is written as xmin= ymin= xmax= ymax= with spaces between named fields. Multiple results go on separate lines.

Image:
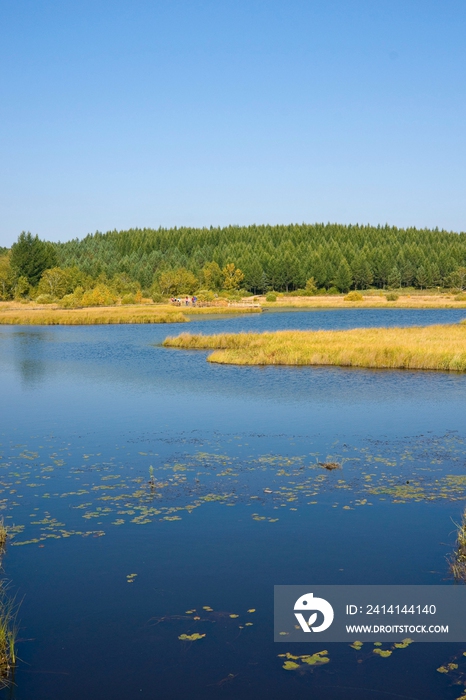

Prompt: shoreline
xmin=0 ymin=302 xmax=261 ymax=325
xmin=1 ymin=295 xmax=466 ymax=325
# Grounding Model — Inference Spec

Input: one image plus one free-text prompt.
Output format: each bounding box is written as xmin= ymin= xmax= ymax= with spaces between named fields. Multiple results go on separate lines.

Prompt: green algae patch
xmin=279 ymin=650 xmax=329 ymax=671
xmin=350 ymin=641 xmax=363 ymax=650
xmin=373 ymin=648 xmax=392 ymax=658
xmin=394 ymin=638 xmax=414 ymax=649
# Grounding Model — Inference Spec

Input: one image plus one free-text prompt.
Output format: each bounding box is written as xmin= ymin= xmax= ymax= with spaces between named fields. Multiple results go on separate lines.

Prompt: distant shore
xmin=0 ymin=301 xmax=261 ymax=325
xmin=1 ymin=293 xmax=466 ymax=325
xmin=259 ymin=292 xmax=466 ymax=310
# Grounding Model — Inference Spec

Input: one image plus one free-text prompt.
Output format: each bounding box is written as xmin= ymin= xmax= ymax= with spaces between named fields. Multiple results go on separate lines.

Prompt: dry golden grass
xmin=260 ymin=293 xmax=466 ymax=309
xmin=163 ymin=322 xmax=466 ymax=371
xmin=0 ymin=305 xmax=187 ymax=325
xmin=178 ymin=305 xmax=261 ymax=315
xmin=0 ymin=301 xmax=260 ymax=324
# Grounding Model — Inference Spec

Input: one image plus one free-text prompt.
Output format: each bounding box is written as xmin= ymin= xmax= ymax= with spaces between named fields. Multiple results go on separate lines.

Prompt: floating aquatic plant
xmin=279 ymin=650 xmax=330 ymax=671
xmin=178 ymin=633 xmax=206 ymax=641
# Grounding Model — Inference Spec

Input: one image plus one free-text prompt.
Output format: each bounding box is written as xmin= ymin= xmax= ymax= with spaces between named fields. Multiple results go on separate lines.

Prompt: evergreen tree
xmin=334 ymin=260 xmax=352 ymax=292
xmin=387 ymin=266 xmax=401 ymax=289
xmin=11 ymin=232 xmax=57 ymax=286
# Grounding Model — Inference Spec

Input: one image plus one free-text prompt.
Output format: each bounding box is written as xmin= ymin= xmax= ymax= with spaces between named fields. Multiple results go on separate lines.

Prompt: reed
xmin=449 ymin=512 xmax=466 ymax=582
xmin=0 ymin=521 xmax=7 ymax=552
xmin=262 ymin=296 xmax=466 ymax=309
xmin=0 ymin=307 xmax=188 ymax=325
xmin=0 ymin=301 xmax=260 ymax=325
xmin=0 ymin=522 xmax=18 ymax=688
xmin=0 ymin=585 xmax=17 ymax=681
xmin=163 ymin=322 xmax=466 ymax=371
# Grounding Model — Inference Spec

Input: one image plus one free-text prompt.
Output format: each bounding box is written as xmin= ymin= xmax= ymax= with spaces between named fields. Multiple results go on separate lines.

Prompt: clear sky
xmin=1 ymin=0 xmax=465 ymax=246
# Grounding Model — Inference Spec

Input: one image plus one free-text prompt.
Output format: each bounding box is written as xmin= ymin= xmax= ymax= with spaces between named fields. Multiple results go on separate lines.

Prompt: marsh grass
xmin=163 ymin=322 xmax=466 ymax=371
xmin=0 ymin=301 xmax=260 ymax=325
xmin=0 ymin=307 xmax=188 ymax=325
xmin=0 ymin=521 xmax=7 ymax=552
xmin=449 ymin=513 xmax=466 ymax=582
xmin=0 ymin=586 xmax=18 ymax=681
xmin=261 ymin=293 xmax=466 ymax=309
xmin=0 ymin=522 xmax=18 ymax=688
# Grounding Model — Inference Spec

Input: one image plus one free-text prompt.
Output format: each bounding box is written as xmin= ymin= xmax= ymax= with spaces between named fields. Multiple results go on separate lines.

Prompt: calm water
xmin=1 ymin=308 xmax=466 ymax=699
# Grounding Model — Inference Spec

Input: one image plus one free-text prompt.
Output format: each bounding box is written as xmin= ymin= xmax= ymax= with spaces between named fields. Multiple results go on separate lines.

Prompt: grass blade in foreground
xmin=163 ymin=322 xmax=466 ymax=371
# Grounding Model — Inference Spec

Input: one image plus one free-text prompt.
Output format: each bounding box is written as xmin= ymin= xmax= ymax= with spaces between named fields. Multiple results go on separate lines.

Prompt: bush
xmin=326 ymin=287 xmax=340 ymax=295
xmin=286 ymin=288 xmax=319 ymax=297
xmin=60 ymin=294 xmax=81 ymax=309
xmin=386 ymin=292 xmax=399 ymax=301
xmin=286 ymin=289 xmax=306 ymax=296
xmin=35 ymin=294 xmax=55 ymax=304
xmin=266 ymin=293 xmax=277 ymax=302
xmin=455 ymin=293 xmax=466 ymax=301
xmin=195 ymin=290 xmax=215 ymax=302
xmin=344 ymin=291 xmax=364 ymax=302
xmin=151 ymin=292 xmax=165 ymax=303
xmin=80 ymin=284 xmax=117 ymax=307
xmin=121 ymin=293 xmax=136 ymax=305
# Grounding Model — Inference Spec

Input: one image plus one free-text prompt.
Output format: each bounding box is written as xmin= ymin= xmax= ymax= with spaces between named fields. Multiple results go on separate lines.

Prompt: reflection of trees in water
xmin=13 ymin=332 xmax=48 ymax=387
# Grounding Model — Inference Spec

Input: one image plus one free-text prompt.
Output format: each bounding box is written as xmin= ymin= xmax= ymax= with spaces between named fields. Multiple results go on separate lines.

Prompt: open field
xmin=163 ymin=322 xmax=466 ymax=371
xmin=259 ymin=293 xmax=466 ymax=309
xmin=0 ymin=302 xmax=261 ymax=325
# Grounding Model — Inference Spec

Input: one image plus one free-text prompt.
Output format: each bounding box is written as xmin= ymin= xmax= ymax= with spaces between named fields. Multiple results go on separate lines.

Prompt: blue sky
xmin=1 ymin=0 xmax=465 ymax=246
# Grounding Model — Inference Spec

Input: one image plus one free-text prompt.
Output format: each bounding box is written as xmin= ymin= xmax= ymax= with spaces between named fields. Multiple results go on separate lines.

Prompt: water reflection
xmin=12 ymin=332 xmax=49 ymax=388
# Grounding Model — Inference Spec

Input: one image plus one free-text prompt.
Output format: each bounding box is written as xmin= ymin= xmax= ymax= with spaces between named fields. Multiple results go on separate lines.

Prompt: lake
xmin=1 ymin=308 xmax=466 ymax=699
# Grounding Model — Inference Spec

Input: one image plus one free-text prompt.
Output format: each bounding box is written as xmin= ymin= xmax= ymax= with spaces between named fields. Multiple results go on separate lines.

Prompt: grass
xmin=0 ymin=521 xmax=18 ymax=688
xmin=0 ymin=522 xmax=7 ymax=551
xmin=163 ymin=321 xmax=466 ymax=371
xmin=0 ymin=306 xmax=188 ymax=325
xmin=0 ymin=585 xmax=17 ymax=682
xmin=449 ymin=512 xmax=466 ymax=582
xmin=0 ymin=301 xmax=261 ymax=325
xmin=259 ymin=293 xmax=466 ymax=309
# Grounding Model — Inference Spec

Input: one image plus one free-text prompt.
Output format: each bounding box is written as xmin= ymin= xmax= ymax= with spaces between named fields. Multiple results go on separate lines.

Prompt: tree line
xmin=2 ymin=223 xmax=466 ymax=300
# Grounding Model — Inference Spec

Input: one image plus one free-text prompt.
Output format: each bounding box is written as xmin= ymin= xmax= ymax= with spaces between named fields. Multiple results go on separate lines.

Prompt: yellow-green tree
xmin=38 ymin=266 xmax=93 ymax=298
xmin=38 ymin=267 xmax=71 ymax=298
xmin=80 ymin=284 xmax=117 ymax=306
xmin=305 ymin=276 xmax=318 ymax=294
xmin=448 ymin=267 xmax=466 ymax=291
xmin=222 ymin=263 xmax=244 ymax=290
xmin=0 ymin=256 xmax=15 ymax=300
xmin=158 ymin=268 xmax=198 ymax=295
xmin=201 ymin=261 xmax=223 ymax=290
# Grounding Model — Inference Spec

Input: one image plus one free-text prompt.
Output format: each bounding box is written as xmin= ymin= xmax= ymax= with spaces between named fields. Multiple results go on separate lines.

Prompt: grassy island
xmin=163 ymin=322 xmax=466 ymax=371
xmin=0 ymin=305 xmax=188 ymax=325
